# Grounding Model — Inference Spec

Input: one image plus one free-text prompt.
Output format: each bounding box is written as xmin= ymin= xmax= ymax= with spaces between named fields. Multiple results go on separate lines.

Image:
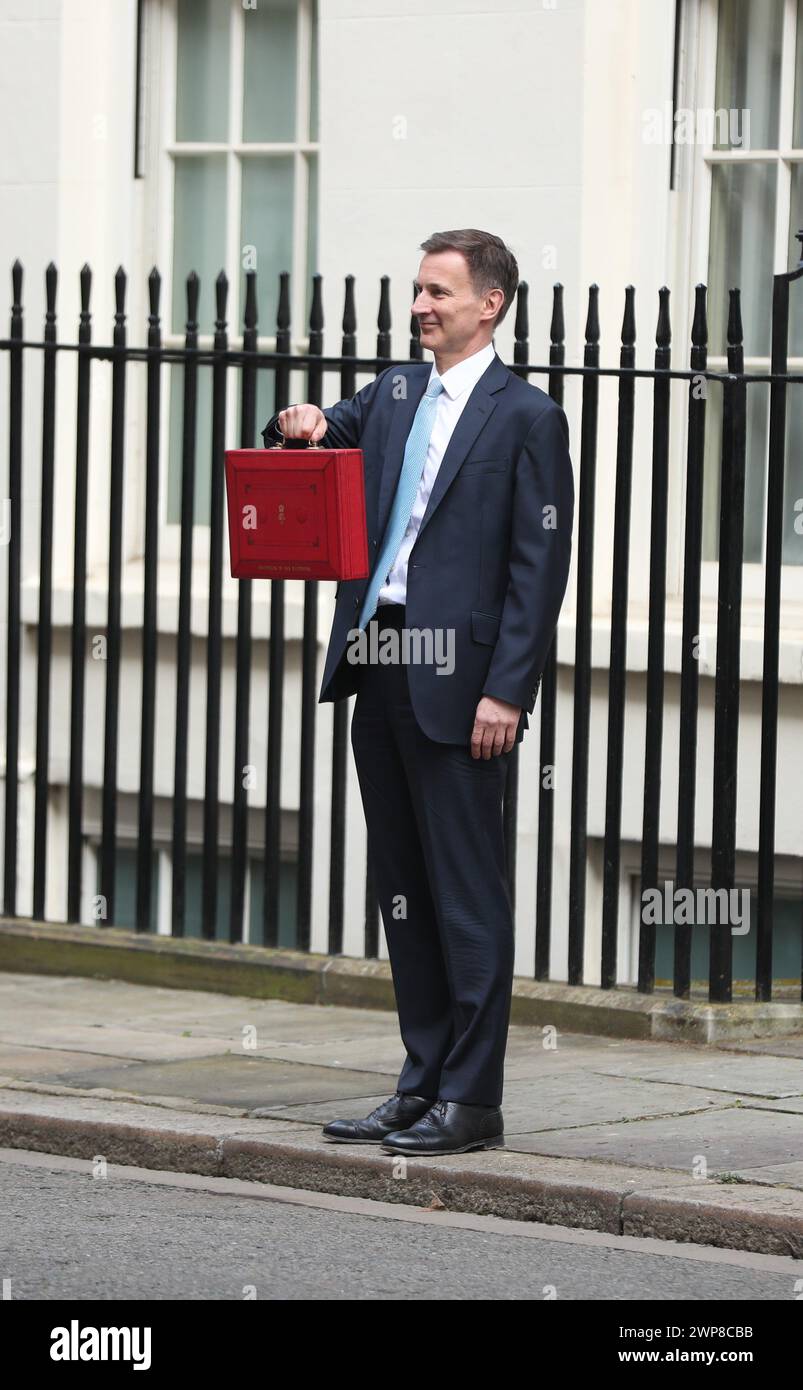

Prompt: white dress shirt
xmin=377 ymin=340 xmax=496 ymax=606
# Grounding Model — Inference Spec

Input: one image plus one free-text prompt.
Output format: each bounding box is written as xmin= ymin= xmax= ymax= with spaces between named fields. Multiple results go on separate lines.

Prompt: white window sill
xmin=556 ymin=594 xmax=803 ymax=684
xmin=17 ymin=569 xmax=803 ymax=684
xmin=20 ymin=559 xmax=331 ymax=640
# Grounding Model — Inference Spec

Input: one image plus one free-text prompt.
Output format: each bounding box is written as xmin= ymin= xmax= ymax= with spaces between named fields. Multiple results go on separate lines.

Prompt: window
xmin=700 ymin=0 xmax=803 ymax=574
xmin=651 ymin=886 xmax=803 ymax=991
xmin=100 ymin=843 xmax=299 ymax=945
xmin=151 ymin=0 xmax=319 ymax=532
xmin=95 ymin=846 xmax=160 ymax=929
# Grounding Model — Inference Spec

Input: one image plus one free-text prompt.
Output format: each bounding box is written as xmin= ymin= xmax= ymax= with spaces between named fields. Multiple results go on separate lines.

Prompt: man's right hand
xmin=277 ymin=404 xmax=328 ymax=443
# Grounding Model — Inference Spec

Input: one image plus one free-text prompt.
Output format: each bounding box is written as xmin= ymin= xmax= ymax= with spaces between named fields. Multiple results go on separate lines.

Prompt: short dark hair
xmin=418 ymin=229 xmax=519 ymax=328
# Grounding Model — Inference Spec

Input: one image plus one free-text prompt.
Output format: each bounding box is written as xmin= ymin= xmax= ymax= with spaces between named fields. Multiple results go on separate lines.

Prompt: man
xmin=261 ymin=229 xmax=574 ymax=1155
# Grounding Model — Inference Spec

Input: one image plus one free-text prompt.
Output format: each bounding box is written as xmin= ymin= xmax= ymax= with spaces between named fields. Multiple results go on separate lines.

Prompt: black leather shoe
xmin=322 ymin=1091 xmax=436 ymax=1143
xmin=380 ymin=1099 xmax=504 ymax=1155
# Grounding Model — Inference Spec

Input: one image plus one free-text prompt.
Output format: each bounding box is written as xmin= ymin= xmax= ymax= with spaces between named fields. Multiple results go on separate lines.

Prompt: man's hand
xmin=277 ymin=404 xmax=328 ymax=442
xmin=470 ymin=696 xmax=521 ymax=759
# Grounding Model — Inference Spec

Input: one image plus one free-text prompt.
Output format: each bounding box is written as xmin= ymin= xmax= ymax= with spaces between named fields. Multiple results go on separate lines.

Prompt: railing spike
xmin=550 ymin=283 xmax=565 ymax=347
xmin=44 ymin=263 xmax=58 ymax=334
xmin=377 ymin=274 xmax=391 ymax=357
xmin=243 ymin=269 xmax=257 ymax=332
xmin=185 ymin=270 xmax=199 ymax=333
xmin=621 ymin=284 xmax=636 ymax=348
xmin=584 ymin=284 xmax=600 ymax=345
xmin=276 ymin=271 xmax=290 ymax=334
xmin=691 ymin=282 xmax=708 ymax=349
xmin=342 ymin=275 xmax=356 ymax=355
xmin=215 ymin=270 xmax=228 ymax=329
xmin=309 ymin=273 xmax=323 ymax=333
xmin=656 ymin=285 xmax=671 ymax=348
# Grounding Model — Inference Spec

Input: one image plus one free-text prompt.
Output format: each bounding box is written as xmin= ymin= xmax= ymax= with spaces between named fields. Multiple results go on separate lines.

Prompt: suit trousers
xmin=348 ymin=602 xmax=515 ymax=1107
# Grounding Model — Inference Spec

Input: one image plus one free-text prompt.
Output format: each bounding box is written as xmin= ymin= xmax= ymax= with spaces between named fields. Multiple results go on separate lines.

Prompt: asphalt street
xmin=1 ymin=1147 xmax=799 ymax=1302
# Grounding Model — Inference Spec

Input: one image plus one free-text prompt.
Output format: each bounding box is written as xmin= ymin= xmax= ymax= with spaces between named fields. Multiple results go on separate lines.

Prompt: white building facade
xmin=1 ymin=0 xmax=802 ymax=989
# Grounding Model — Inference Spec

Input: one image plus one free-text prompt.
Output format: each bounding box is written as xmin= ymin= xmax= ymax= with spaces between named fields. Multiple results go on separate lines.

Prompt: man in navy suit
xmin=262 ymin=229 xmax=574 ymax=1154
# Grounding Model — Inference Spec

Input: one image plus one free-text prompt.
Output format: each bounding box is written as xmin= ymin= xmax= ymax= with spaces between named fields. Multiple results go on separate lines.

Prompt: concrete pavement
xmin=1 ymin=971 xmax=803 ymax=1257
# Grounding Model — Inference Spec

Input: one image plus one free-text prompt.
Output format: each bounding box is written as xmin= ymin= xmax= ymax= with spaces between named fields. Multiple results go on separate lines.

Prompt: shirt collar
xmin=428 ymin=341 xmax=496 ymax=401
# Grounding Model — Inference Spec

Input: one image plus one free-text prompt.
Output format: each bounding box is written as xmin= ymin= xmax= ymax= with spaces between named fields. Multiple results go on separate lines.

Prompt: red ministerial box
xmin=224 ymin=443 xmax=370 ymax=581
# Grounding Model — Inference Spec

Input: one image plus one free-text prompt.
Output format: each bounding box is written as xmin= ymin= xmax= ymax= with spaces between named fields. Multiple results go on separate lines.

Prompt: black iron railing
xmin=2 ymin=247 xmax=802 ymax=1003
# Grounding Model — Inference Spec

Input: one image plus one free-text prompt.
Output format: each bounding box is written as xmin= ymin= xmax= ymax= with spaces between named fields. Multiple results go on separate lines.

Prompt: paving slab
xmin=0 ymin=1086 xmax=313 ymax=1139
xmin=503 ymin=1104 xmax=803 ymax=1174
xmin=717 ymin=1036 xmax=803 ymax=1060
xmin=747 ymin=1096 xmax=803 ymax=1115
xmin=0 ymin=1045 xmax=145 ymax=1080
xmin=733 ymin=1162 xmax=803 ymax=1188
xmin=243 ymin=1038 xmax=408 ymax=1072
xmin=591 ymin=1053 xmax=803 ymax=1098
xmin=0 ymin=1025 xmax=249 ymax=1062
xmin=484 ymin=1073 xmax=734 ymax=1132
xmin=249 ymin=1071 xmax=735 ymax=1132
xmin=217 ymin=1030 xmax=685 ymax=1079
xmin=31 ymin=1054 xmax=399 ymax=1110
xmin=0 ymin=973 xmax=398 ymax=1037
xmin=116 ymin=1003 xmax=401 ymax=1045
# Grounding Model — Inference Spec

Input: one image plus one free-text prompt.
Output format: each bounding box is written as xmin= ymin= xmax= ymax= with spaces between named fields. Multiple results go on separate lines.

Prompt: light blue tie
xmin=357 ymin=377 xmax=445 ymax=629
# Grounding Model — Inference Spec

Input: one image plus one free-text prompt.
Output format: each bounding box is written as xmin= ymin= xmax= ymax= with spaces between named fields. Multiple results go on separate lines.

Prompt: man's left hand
xmin=470 ymin=696 xmax=521 ymax=759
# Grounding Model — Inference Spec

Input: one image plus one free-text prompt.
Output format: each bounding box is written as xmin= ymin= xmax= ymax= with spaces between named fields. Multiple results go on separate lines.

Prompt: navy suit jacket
xmin=261 ymin=351 xmax=574 ymax=745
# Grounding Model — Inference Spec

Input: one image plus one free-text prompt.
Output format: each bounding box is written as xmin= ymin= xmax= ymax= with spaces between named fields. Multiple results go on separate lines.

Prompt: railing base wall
xmin=2 ymin=919 xmax=802 ymax=1045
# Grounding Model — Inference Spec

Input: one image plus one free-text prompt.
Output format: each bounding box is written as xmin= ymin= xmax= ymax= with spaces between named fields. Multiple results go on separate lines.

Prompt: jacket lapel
xmin=374 ymin=367 xmax=429 ymax=542
xmin=415 ymin=352 xmax=509 ymax=545
xmin=374 ymin=351 xmax=510 ymax=547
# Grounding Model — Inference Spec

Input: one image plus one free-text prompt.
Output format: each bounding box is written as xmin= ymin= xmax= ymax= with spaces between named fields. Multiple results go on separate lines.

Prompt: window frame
xmin=687 ymin=0 xmax=803 ymax=605
xmin=90 ymin=837 xmax=298 ymax=945
xmin=143 ymin=0 xmax=319 ymax=559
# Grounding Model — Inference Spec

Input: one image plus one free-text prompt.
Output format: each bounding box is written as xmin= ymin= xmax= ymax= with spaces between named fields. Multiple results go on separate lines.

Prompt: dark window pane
xmin=708 ymin=163 xmax=776 ymax=358
xmin=783 ymin=388 xmax=803 ymax=565
xmin=310 ymin=0 xmax=319 ymax=142
xmin=702 ymin=376 xmax=768 ymax=564
xmin=714 ymin=0 xmax=783 ymax=150
xmin=305 ymin=153 xmax=318 ymax=325
xmin=176 ymin=0 xmax=230 ymax=142
xmin=181 ymin=850 xmax=233 ymax=940
xmin=788 ymin=165 xmax=803 ymax=355
xmin=172 ymin=155 xmax=228 ymax=336
xmin=167 ymin=361 xmax=214 ymax=526
xmin=794 ymin=0 xmax=803 ymax=146
xmin=242 ymin=0 xmax=298 ymax=142
xmin=239 ymin=156 xmax=294 ymax=330
xmin=653 ymin=890 xmax=802 ymax=989
xmin=249 ymin=856 xmax=299 ymax=947
xmin=96 ymin=845 xmax=159 ymax=930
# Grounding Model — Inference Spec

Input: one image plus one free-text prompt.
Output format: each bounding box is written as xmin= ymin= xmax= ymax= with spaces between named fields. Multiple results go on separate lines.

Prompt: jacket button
xmin=353 ymin=597 xmax=359 ymax=607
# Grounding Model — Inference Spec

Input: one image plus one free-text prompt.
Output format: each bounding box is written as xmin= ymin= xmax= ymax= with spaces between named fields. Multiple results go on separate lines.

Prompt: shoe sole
xmin=321 ymin=1133 xmax=389 ymax=1144
xmin=322 ymin=1123 xmax=430 ymax=1143
xmin=379 ymin=1134 xmax=505 ymax=1155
